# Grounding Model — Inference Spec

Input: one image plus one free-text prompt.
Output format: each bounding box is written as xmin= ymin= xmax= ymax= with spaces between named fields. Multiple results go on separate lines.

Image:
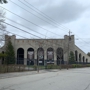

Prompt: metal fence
xmin=0 ymin=57 xmax=90 ymax=73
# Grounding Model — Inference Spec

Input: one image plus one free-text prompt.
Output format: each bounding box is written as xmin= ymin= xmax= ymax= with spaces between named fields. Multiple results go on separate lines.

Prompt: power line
xmin=19 ymin=0 xmax=69 ymax=31
xmin=3 ymin=22 xmax=41 ymax=38
xmin=23 ymin=0 xmax=70 ymax=31
xmin=9 ymin=0 xmax=90 ymax=48
xmin=4 ymin=22 xmax=90 ymax=52
xmin=9 ymin=0 xmax=68 ymax=32
xmin=0 ymin=27 xmax=43 ymax=49
xmin=0 ymin=27 xmax=58 ymax=50
xmin=0 ymin=6 xmax=64 ymax=38
xmin=0 ymin=2 xmax=89 ymax=52
xmin=9 ymin=1 xmax=90 ymax=53
xmin=1 ymin=22 xmax=89 ymax=54
xmin=6 ymin=18 xmax=90 ymax=52
xmin=1 ymin=2 xmax=88 ymax=47
xmin=18 ymin=0 xmax=58 ymax=26
xmin=75 ymin=34 xmax=90 ymax=45
xmin=3 ymin=22 xmax=64 ymax=48
xmin=5 ymin=17 xmax=47 ymax=38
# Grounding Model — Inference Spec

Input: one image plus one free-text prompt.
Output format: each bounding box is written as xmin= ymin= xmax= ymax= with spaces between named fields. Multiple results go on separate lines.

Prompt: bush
xmin=46 ymin=64 xmax=59 ymax=69
xmin=33 ymin=65 xmax=37 ymax=70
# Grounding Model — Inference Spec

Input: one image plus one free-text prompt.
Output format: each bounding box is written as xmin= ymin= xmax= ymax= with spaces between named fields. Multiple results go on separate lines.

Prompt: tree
xmin=5 ymin=40 xmax=15 ymax=64
xmin=0 ymin=9 xmax=6 ymax=29
xmin=0 ymin=9 xmax=7 ymax=48
xmin=87 ymin=52 xmax=90 ymax=57
xmin=69 ymin=51 xmax=75 ymax=64
xmin=0 ymin=0 xmax=8 ymax=4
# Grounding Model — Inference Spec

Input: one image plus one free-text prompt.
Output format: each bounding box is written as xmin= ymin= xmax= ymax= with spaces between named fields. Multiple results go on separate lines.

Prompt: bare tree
xmin=0 ymin=9 xmax=7 ymax=48
xmin=0 ymin=0 xmax=8 ymax=4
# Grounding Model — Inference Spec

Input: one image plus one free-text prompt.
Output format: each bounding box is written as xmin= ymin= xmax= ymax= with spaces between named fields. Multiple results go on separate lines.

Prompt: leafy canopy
xmin=5 ymin=40 xmax=15 ymax=64
xmin=87 ymin=52 xmax=90 ymax=57
xmin=69 ymin=51 xmax=75 ymax=64
xmin=0 ymin=0 xmax=8 ymax=4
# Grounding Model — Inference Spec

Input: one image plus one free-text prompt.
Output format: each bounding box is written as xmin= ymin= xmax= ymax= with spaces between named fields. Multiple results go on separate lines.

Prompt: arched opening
xmin=83 ymin=56 xmax=85 ymax=63
xmin=17 ymin=48 xmax=24 ymax=64
xmin=75 ymin=51 xmax=78 ymax=62
xmin=27 ymin=48 xmax=34 ymax=65
xmin=86 ymin=59 xmax=88 ymax=63
xmin=79 ymin=53 xmax=81 ymax=63
xmin=2 ymin=51 xmax=4 ymax=64
xmin=47 ymin=48 xmax=54 ymax=60
xmin=57 ymin=48 xmax=64 ymax=65
xmin=47 ymin=47 xmax=54 ymax=64
xmin=37 ymin=47 xmax=44 ymax=65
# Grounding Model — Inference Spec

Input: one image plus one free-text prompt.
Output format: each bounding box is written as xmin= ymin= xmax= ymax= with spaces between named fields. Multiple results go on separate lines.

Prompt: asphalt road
xmin=0 ymin=68 xmax=90 ymax=90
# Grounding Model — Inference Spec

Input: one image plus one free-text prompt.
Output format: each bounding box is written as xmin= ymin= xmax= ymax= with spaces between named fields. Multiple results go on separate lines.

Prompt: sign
xmin=27 ymin=51 xmax=34 ymax=59
xmin=38 ymin=51 xmax=44 ymax=59
xmin=47 ymin=51 xmax=53 ymax=60
xmin=39 ymin=61 xmax=42 ymax=63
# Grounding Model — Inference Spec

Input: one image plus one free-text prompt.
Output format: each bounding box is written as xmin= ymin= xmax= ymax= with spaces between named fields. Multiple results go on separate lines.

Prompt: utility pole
xmin=37 ymin=42 xmax=43 ymax=73
xmin=37 ymin=46 xmax=40 ymax=73
xmin=67 ymin=30 xmax=71 ymax=70
xmin=37 ymin=56 xmax=39 ymax=73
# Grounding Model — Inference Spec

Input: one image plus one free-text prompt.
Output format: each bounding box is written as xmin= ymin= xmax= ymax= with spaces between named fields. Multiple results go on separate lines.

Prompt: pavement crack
xmin=84 ymin=83 xmax=90 ymax=90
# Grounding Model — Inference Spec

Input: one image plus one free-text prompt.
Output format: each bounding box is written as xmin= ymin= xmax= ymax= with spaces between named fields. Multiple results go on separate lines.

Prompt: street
xmin=0 ymin=68 xmax=90 ymax=90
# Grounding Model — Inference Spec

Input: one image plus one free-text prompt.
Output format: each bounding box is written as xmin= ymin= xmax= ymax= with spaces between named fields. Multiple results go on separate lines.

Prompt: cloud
xmin=42 ymin=0 xmax=87 ymax=24
xmin=1 ymin=0 xmax=89 ymax=28
xmin=15 ymin=0 xmax=88 ymax=32
xmin=1 ymin=0 xmax=90 ymax=53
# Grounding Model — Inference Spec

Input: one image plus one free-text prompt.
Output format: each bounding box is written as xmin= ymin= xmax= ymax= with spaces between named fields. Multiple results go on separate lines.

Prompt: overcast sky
xmin=0 ymin=0 xmax=90 ymax=53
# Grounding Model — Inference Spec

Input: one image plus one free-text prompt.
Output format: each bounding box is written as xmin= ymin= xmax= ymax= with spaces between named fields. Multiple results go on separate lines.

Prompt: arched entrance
xmin=57 ymin=48 xmax=64 ymax=65
xmin=79 ymin=53 xmax=81 ymax=63
xmin=83 ymin=56 xmax=85 ymax=64
xmin=47 ymin=48 xmax=54 ymax=60
xmin=17 ymin=48 xmax=24 ymax=64
xmin=86 ymin=59 xmax=88 ymax=63
xmin=75 ymin=51 xmax=78 ymax=62
xmin=27 ymin=48 xmax=34 ymax=65
xmin=2 ymin=51 xmax=4 ymax=64
xmin=47 ymin=48 xmax=54 ymax=64
xmin=37 ymin=47 xmax=44 ymax=65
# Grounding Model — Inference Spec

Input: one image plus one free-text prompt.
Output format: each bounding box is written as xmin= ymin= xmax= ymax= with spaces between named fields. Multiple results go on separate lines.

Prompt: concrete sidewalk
xmin=0 ymin=69 xmax=61 ymax=79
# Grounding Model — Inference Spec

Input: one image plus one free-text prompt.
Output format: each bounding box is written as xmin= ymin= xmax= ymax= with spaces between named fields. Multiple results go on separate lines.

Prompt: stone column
xmin=44 ymin=50 xmax=47 ymax=60
xmin=54 ymin=49 xmax=57 ymax=65
xmin=64 ymin=53 xmax=68 ymax=65
xmin=24 ymin=49 xmax=27 ymax=65
xmin=44 ymin=50 xmax=47 ymax=66
xmin=35 ymin=50 xmax=37 ymax=59
xmin=34 ymin=49 xmax=37 ymax=65
xmin=77 ymin=52 xmax=79 ymax=63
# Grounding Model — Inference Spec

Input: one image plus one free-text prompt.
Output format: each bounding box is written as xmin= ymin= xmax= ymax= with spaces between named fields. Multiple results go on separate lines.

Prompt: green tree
xmin=69 ymin=51 xmax=75 ymax=64
xmin=0 ymin=0 xmax=8 ymax=4
xmin=5 ymin=40 xmax=15 ymax=64
xmin=87 ymin=52 xmax=90 ymax=57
